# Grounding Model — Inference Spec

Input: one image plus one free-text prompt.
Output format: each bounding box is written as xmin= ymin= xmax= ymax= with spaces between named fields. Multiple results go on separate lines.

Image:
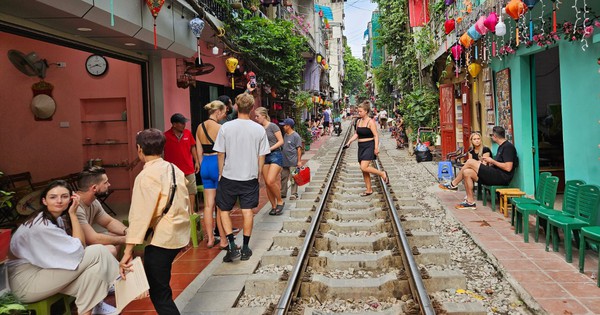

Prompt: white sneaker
xmin=92 ymin=301 xmax=118 ymax=315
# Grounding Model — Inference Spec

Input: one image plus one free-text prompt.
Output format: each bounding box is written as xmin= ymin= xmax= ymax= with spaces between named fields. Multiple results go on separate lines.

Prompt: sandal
xmin=360 ymin=192 xmax=373 ymax=197
xmin=269 ymin=208 xmax=277 ymax=215
xmin=219 ymin=244 xmax=241 ymax=250
xmin=206 ymin=240 xmax=217 ymax=249
xmin=274 ymin=203 xmax=285 ymax=215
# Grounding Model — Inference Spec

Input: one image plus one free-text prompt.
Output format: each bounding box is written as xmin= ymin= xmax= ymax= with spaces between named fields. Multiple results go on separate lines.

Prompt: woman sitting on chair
xmin=8 ymin=180 xmax=119 ymax=315
xmin=442 ymin=132 xmax=492 ymax=191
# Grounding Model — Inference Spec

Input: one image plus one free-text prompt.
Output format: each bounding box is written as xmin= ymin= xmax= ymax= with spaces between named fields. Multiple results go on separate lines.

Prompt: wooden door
xmin=461 ymin=83 xmax=472 ymax=151
xmin=439 ymin=84 xmax=456 ymax=157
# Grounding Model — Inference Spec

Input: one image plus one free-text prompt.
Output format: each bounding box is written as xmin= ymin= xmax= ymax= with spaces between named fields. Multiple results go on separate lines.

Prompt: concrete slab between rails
xmin=321 ymin=219 xmax=387 ymax=234
xmin=406 ymin=231 xmax=440 ymax=247
xmin=301 ymin=273 xmax=409 ymax=300
xmin=443 ymin=301 xmax=487 ymax=315
xmin=273 ymin=233 xmax=305 ymax=248
xmin=316 ymin=233 xmax=391 ymax=251
xmin=324 ymin=209 xmax=387 ymax=221
xmin=310 ymin=251 xmax=402 ymax=271
xmin=402 ymin=217 xmax=431 ymax=230
xmin=303 ymin=305 xmax=406 ymax=315
xmin=224 ymin=307 xmax=268 ymax=315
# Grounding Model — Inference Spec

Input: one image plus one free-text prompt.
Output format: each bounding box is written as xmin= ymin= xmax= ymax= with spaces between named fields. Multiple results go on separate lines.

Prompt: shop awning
xmin=314 ymin=4 xmax=334 ymax=21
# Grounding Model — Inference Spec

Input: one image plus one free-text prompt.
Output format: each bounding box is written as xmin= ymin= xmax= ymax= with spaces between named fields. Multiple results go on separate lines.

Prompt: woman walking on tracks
xmin=344 ymin=101 xmax=389 ymax=196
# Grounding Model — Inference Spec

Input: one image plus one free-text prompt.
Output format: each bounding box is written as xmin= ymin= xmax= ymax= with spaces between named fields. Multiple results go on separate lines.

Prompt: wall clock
xmin=85 ymin=54 xmax=108 ymax=76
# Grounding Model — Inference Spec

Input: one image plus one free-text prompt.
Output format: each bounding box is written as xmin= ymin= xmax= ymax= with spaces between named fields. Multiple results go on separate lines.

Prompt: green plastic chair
xmin=510 ymin=172 xmax=552 ymax=226
xmin=535 ymin=180 xmax=586 ymax=242
xmin=481 ymin=184 xmax=510 ymax=211
xmin=26 ymin=294 xmax=74 ymax=315
xmin=190 ymin=213 xmax=202 ymax=248
xmin=514 ymin=176 xmax=559 ymax=243
xmin=546 ymin=184 xmax=600 ymax=263
xmin=579 ymin=225 xmax=600 ymax=287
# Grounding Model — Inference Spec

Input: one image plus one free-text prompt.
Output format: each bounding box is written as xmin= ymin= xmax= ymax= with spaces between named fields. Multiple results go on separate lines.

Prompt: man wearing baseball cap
xmin=164 ymin=113 xmax=200 ymax=213
xmin=279 ymin=118 xmax=303 ymax=201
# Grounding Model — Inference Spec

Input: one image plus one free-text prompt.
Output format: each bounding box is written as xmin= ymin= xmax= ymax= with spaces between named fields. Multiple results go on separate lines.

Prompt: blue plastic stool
xmin=437 ymin=161 xmax=454 ymax=182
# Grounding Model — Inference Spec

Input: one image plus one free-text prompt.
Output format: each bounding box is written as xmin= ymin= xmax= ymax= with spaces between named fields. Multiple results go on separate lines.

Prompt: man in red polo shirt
xmin=164 ymin=113 xmax=200 ymax=213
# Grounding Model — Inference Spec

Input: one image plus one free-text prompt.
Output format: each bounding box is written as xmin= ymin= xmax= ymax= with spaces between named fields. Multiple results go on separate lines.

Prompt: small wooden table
xmin=496 ymin=188 xmax=526 ymax=218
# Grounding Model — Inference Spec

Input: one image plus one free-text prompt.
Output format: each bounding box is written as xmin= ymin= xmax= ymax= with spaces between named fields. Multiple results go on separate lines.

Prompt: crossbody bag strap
xmin=162 ymin=163 xmax=177 ymax=215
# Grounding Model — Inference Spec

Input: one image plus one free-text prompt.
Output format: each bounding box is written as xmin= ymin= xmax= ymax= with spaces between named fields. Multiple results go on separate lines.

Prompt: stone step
xmin=244 ymin=273 xmax=287 ymax=296
xmin=315 ymin=233 xmax=391 ymax=251
xmin=407 ymin=231 xmax=440 ymax=247
xmin=324 ymin=209 xmax=387 ymax=221
xmin=261 ymin=250 xmax=299 ymax=267
xmin=414 ymin=248 xmax=451 ymax=265
xmin=321 ymin=219 xmax=387 ymax=234
xmin=273 ymin=233 xmax=305 ymax=248
xmin=442 ymin=302 xmax=487 ymax=315
xmin=423 ymin=270 xmax=467 ymax=292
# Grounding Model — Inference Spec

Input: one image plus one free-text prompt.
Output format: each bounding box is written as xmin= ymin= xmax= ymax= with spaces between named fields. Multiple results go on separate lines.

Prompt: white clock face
xmin=86 ymin=55 xmax=108 ymax=76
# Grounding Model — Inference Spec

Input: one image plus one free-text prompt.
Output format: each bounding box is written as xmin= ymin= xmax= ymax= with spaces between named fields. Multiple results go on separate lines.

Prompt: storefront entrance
xmin=531 ymin=47 xmax=565 ymax=192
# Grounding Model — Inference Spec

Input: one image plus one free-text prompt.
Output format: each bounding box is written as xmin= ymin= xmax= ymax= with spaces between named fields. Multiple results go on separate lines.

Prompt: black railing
xmin=197 ymin=0 xmax=229 ymax=22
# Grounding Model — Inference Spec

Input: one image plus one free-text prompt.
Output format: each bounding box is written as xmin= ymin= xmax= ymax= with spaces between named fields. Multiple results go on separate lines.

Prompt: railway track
xmin=235 ymin=123 xmax=485 ymax=314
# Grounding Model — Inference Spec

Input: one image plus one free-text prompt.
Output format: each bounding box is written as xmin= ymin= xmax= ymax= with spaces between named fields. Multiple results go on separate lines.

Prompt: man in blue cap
xmin=279 ymin=118 xmax=303 ymax=201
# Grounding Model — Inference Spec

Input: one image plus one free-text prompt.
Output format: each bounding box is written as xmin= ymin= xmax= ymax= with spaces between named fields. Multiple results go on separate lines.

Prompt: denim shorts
xmin=265 ymin=150 xmax=283 ymax=166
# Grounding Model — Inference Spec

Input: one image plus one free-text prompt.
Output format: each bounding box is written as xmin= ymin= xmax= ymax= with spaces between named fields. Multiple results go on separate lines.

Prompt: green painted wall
xmin=490 ymin=35 xmax=600 ymax=193
xmin=371 ymin=12 xmax=383 ymax=68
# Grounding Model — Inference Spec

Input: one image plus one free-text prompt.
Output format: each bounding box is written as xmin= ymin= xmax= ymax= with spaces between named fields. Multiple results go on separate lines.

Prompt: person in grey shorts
xmin=279 ymin=118 xmax=303 ymax=201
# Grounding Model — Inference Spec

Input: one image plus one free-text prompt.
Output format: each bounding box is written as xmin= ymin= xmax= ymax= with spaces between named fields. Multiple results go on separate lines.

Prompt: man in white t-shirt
xmin=76 ymin=166 xmax=128 ymax=258
xmin=214 ymin=91 xmax=270 ymax=263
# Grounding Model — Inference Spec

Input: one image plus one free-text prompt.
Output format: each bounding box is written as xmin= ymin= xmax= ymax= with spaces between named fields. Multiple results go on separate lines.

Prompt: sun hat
xmin=30 ymin=94 xmax=56 ymax=119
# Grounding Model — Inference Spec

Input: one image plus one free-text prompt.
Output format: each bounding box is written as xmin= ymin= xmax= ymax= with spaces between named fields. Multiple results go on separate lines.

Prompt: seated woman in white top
xmin=8 ymin=180 xmax=119 ymax=315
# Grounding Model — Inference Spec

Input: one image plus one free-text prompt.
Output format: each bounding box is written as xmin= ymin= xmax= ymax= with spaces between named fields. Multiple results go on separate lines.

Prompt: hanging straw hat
xmin=30 ymin=94 xmax=56 ymax=119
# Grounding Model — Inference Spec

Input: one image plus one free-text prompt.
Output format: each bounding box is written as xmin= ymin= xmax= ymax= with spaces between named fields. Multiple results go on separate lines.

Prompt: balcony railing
xmin=197 ymin=0 xmax=230 ymax=22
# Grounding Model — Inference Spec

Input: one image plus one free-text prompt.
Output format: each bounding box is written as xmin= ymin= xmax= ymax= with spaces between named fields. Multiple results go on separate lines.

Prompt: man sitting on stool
xmin=441 ymin=126 xmax=518 ymax=210
xmin=76 ymin=166 xmax=128 ymax=257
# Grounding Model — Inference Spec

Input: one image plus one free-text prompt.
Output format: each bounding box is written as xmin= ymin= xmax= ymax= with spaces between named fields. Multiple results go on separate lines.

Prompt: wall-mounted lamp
xmin=207 ymin=43 xmax=219 ymax=55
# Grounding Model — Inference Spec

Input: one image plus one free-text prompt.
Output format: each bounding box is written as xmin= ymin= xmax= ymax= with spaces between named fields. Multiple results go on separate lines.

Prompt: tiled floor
xmin=436 ymin=189 xmax=600 ymax=314
xmin=117 ymin=132 xmax=332 ymax=314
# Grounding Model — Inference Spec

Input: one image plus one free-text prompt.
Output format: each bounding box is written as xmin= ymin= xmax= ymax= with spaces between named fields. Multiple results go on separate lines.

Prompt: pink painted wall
xmin=0 ymin=32 xmax=144 ymax=189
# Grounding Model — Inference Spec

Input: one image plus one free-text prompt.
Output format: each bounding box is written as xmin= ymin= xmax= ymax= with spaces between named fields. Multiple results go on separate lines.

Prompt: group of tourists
xmin=6 ymin=83 xmax=305 ymax=315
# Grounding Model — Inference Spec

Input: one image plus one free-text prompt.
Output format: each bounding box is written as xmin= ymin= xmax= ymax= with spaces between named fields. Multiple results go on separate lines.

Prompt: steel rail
xmin=274 ymin=124 xmax=352 ymax=315
xmin=374 ymin=158 xmax=435 ymax=315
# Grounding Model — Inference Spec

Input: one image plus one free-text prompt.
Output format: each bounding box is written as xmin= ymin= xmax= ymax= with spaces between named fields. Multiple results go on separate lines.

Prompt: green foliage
xmin=227 ymin=17 xmax=308 ymax=93
xmin=373 ymin=63 xmax=395 ymax=110
xmin=342 ymin=44 xmax=366 ymax=97
xmin=400 ymin=88 xmax=439 ymax=142
xmin=0 ymin=293 xmax=25 ymax=314
xmin=293 ymin=91 xmax=313 ymax=111
xmin=413 ymin=26 xmax=436 ymax=59
xmin=0 ymin=172 xmax=14 ymax=210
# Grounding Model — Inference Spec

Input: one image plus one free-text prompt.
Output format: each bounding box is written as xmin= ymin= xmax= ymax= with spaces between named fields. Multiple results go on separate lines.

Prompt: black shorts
xmin=323 ymin=121 xmax=330 ymax=128
xmin=358 ymin=140 xmax=376 ymax=162
xmin=477 ymin=164 xmax=511 ymax=186
xmin=216 ymin=177 xmax=259 ymax=211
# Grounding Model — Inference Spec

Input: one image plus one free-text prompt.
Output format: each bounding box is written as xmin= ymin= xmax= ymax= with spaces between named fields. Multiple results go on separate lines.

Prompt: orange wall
xmin=0 ymin=32 xmax=144 ymax=184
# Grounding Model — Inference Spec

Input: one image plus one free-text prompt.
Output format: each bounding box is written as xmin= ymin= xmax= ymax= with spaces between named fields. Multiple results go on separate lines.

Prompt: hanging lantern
xmin=321 ymin=59 xmax=327 ymax=66
xmin=225 ymin=57 xmax=238 ymax=89
xmin=505 ymin=0 xmax=527 ymax=20
xmin=522 ymin=0 xmax=539 ymax=10
xmin=451 ymin=44 xmax=463 ymax=60
xmin=484 ymin=12 xmax=499 ymax=32
xmin=467 ymin=25 xmax=482 ymax=40
xmin=456 ymin=17 xmax=463 ymax=24
xmin=460 ymin=32 xmax=475 ymax=47
xmin=495 ymin=21 xmax=507 ymax=36
xmin=444 ymin=19 xmax=456 ymax=35
xmin=475 ymin=17 xmax=488 ymax=35
xmin=445 ymin=0 xmax=455 ymax=5
xmin=189 ymin=17 xmax=205 ymax=60
xmin=145 ymin=0 xmax=166 ymax=49
xmin=468 ymin=63 xmax=482 ymax=93
xmin=316 ymin=55 xmax=322 ymax=63
xmin=318 ymin=10 xmax=324 ymax=17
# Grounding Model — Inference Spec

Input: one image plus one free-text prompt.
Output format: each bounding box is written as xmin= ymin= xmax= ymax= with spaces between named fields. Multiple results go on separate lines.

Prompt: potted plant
xmin=292 ymin=91 xmax=313 ymax=152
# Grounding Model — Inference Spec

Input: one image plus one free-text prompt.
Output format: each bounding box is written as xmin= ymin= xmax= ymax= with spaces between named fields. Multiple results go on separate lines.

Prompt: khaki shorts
xmin=185 ymin=173 xmax=197 ymax=195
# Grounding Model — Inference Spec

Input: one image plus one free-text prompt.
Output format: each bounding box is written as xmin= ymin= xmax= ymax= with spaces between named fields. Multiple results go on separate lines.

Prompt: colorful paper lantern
xmin=451 ymin=44 xmax=463 ymax=60
xmin=316 ymin=55 xmax=322 ymax=63
xmin=484 ymin=12 xmax=499 ymax=32
xmin=445 ymin=0 xmax=455 ymax=5
xmin=523 ymin=0 xmax=539 ymax=9
xmin=495 ymin=21 xmax=507 ymax=36
xmin=468 ymin=63 xmax=482 ymax=93
xmin=225 ymin=57 xmax=238 ymax=89
xmin=145 ymin=0 xmax=165 ymax=49
xmin=505 ymin=0 xmax=527 ymax=20
xmin=444 ymin=19 xmax=456 ymax=35
xmin=189 ymin=17 xmax=205 ymax=59
xmin=460 ymin=32 xmax=474 ymax=47
xmin=475 ymin=16 xmax=488 ymax=35
xmin=467 ymin=26 xmax=482 ymax=41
